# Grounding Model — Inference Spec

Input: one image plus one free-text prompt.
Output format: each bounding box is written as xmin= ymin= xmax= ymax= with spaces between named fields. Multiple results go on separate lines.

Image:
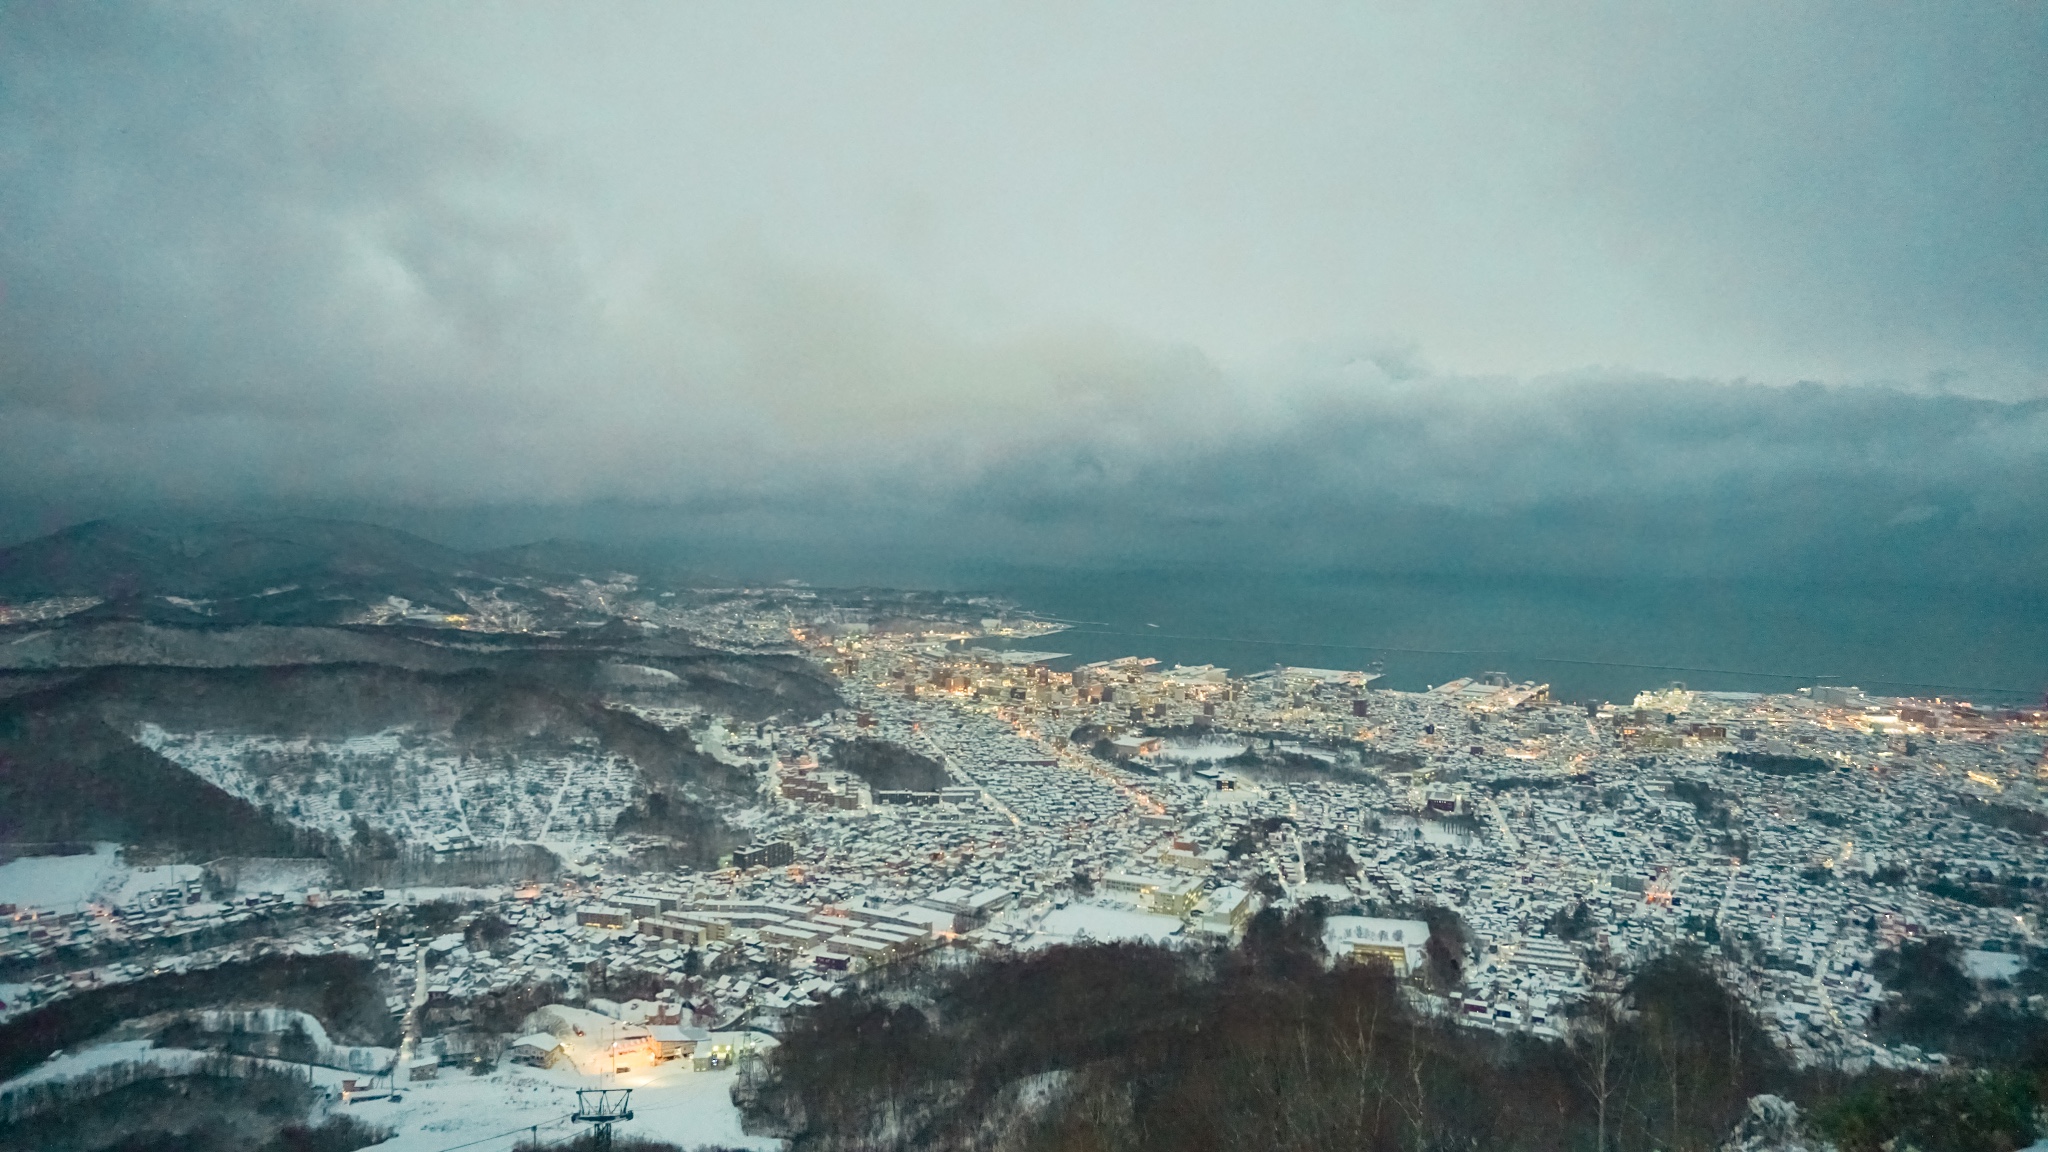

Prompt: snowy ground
xmin=1 ymin=1040 xmax=779 ymax=1152
xmin=1157 ymin=737 xmax=1250 ymax=763
xmin=1962 ymin=950 xmax=2025 ymax=981
xmin=0 ymin=1040 xmax=183 ymax=1098
xmin=13 ymin=1037 xmax=2048 ymax=1152
xmin=0 ymin=844 xmax=201 ymax=913
xmin=339 ymin=1060 xmax=777 ymax=1152
xmin=1379 ymin=813 xmax=1479 ymax=848
xmin=214 ymin=857 xmax=335 ymax=897
xmin=0 ymin=844 xmax=126 ymax=911
xmin=136 ymin=725 xmax=639 ymax=855
xmin=1026 ymin=902 xmax=1185 ymax=948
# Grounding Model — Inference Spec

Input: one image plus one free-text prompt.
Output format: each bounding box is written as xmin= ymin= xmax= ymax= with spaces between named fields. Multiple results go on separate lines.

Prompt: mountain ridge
xmin=0 ymin=516 xmax=840 ymax=867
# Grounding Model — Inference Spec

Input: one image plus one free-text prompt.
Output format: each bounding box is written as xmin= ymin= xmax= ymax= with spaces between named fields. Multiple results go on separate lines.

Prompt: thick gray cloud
xmin=1 ymin=2 xmax=2043 ymax=580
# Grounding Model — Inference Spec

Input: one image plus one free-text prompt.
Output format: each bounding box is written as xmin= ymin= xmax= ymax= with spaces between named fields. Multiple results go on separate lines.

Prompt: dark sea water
xmin=955 ymin=569 xmax=2047 ymax=705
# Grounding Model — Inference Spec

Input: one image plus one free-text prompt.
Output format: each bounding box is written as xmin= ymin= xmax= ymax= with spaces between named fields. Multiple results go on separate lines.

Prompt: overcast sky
xmin=1 ymin=2 xmax=2043 ymax=580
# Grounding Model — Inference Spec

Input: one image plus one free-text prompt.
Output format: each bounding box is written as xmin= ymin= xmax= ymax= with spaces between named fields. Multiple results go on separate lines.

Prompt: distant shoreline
xmin=962 ymin=571 xmax=2047 ymax=704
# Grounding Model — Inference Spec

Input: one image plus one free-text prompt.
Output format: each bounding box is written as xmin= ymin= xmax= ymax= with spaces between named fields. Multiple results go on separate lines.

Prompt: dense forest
xmin=736 ymin=906 xmax=2042 ymax=1152
xmin=0 ymin=954 xmax=394 ymax=1082
xmin=827 ymin=737 xmax=953 ymax=793
xmin=0 ymin=700 xmax=330 ymax=858
xmin=0 ymin=1061 xmax=389 ymax=1152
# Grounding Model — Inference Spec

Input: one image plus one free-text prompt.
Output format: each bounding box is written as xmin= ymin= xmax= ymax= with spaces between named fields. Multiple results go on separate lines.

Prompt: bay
xmin=952 ymin=568 xmax=2047 ymax=705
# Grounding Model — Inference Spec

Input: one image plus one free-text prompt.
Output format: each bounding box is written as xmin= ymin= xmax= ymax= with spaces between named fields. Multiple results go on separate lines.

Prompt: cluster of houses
xmin=507 ymin=1002 xmax=754 ymax=1073
xmin=581 ymin=891 xmax=978 ymax=971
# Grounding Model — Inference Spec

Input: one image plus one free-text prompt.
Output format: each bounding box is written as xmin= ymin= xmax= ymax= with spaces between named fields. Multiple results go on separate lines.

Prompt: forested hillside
xmin=736 ymin=907 xmax=2041 ymax=1152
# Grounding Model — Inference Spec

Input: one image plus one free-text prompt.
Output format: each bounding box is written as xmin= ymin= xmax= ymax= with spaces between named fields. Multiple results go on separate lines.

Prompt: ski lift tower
xmin=573 ymin=1088 xmax=634 ymax=1151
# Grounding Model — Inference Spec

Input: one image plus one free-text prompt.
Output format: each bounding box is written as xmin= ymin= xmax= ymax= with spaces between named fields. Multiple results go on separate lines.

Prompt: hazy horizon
xmin=4 ymin=3 xmax=2045 ymax=587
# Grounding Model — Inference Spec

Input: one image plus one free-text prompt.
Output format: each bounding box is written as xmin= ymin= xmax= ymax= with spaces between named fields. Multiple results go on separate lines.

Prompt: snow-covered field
xmin=340 ymin=1060 xmax=778 ymax=1152
xmin=2 ymin=1041 xmax=779 ymax=1152
xmin=1962 ymin=950 xmax=2025 ymax=981
xmin=0 ymin=844 xmax=202 ymax=913
xmin=136 ymin=726 xmax=639 ymax=853
xmin=1027 ymin=903 xmax=1184 ymax=948
xmin=0 ymin=844 xmax=126 ymax=911
xmin=1156 ymin=737 xmax=1250 ymax=763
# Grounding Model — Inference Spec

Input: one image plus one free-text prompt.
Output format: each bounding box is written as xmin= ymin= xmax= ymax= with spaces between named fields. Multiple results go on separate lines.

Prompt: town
xmin=4 ymin=592 xmax=2045 ymax=1147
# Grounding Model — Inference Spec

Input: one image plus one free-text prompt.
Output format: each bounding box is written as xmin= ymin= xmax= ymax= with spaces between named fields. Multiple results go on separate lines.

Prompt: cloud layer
xmin=1 ymin=3 xmax=2043 ymax=582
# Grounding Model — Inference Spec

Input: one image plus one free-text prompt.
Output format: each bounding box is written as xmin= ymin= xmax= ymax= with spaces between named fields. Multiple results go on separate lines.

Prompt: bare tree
xmin=1571 ymin=990 xmax=1623 ymax=1152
